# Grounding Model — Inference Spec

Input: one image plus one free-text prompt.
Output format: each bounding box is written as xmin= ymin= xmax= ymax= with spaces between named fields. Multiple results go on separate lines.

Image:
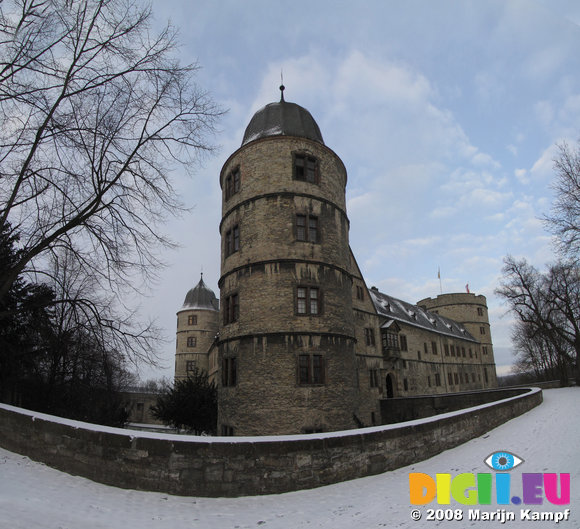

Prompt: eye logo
xmin=484 ymin=451 xmax=524 ymax=471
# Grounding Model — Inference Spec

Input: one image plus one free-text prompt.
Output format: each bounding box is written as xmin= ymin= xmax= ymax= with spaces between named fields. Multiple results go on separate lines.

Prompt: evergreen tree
xmin=152 ymin=369 xmax=217 ymax=434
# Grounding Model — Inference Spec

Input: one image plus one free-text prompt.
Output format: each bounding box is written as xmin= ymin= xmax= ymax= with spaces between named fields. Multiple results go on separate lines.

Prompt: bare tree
xmin=496 ymin=256 xmax=579 ymax=384
xmin=544 ymin=139 xmax=580 ymax=260
xmin=0 ymin=0 xmax=221 ymax=326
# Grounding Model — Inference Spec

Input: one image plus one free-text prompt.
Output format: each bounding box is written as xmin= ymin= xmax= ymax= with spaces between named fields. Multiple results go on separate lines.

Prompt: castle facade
xmin=175 ymin=92 xmax=498 ymax=436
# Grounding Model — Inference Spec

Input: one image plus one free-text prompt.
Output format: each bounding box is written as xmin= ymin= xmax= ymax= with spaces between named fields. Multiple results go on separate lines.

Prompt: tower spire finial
xmin=280 ymin=69 xmax=285 ymax=102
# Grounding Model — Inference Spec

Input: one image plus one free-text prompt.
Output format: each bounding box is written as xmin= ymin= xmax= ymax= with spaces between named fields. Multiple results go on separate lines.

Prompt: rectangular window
xmin=431 ymin=341 xmax=437 ymax=355
xmin=424 ymin=343 xmax=428 ymax=355
xmin=223 ymin=294 xmax=239 ymax=324
xmin=403 ymin=378 xmax=408 ymax=391
xmin=186 ymin=360 xmax=196 ymax=374
xmin=296 ymin=214 xmax=319 ymax=242
xmin=233 ymin=168 xmax=241 ymax=194
xmin=435 ymin=373 xmax=441 ymax=386
xmin=308 ymin=216 xmax=318 ymax=242
xmin=294 ymin=153 xmax=318 ymax=183
xmin=225 ymin=224 xmax=240 ymax=256
xmin=297 ymin=286 xmax=320 ymax=315
xmin=400 ymin=334 xmax=408 ymax=351
xmin=187 ymin=336 xmax=197 ymax=348
xmin=296 ymin=214 xmax=306 ymax=241
xmin=482 ymin=346 xmax=488 ymax=355
xmin=221 ymin=425 xmax=234 ymax=436
xmin=472 ymin=373 xmax=476 ymax=383
xmin=298 ymin=354 xmax=325 ymax=385
xmin=233 ymin=224 xmax=240 ymax=252
xmin=454 ymin=372 xmax=459 ymax=385
xmin=450 ymin=345 xmax=455 ymax=357
xmin=222 ymin=357 xmax=237 ymax=387
xmin=448 ymin=372 xmax=453 ymax=385
xmin=469 ymin=348 xmax=473 ymax=358
xmin=188 ymin=315 xmax=197 ymax=325
xmin=444 ymin=344 xmax=449 ymax=356
xmin=477 ymin=307 xmax=484 ymax=316
xmin=225 ymin=168 xmax=241 ymax=200
xmin=480 ymin=326 xmax=486 ymax=335
xmin=369 ymin=369 xmax=379 ymax=388
xmin=461 ymin=347 xmax=466 ymax=357
xmin=364 ymin=328 xmax=375 ymax=346
xmin=427 ymin=375 xmax=431 ymax=387
xmin=356 ymin=285 xmax=364 ymax=300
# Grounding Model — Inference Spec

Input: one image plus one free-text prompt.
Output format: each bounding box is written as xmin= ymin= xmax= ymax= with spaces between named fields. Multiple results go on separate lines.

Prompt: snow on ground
xmin=0 ymin=387 xmax=578 ymax=528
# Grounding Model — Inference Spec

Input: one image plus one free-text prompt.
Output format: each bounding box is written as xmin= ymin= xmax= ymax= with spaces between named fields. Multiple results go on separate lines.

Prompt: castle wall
xmin=0 ymin=388 xmax=542 ymax=497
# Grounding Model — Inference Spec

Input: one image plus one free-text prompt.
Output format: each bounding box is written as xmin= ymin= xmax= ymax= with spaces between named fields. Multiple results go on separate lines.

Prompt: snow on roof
xmin=369 ymin=288 xmax=477 ymax=342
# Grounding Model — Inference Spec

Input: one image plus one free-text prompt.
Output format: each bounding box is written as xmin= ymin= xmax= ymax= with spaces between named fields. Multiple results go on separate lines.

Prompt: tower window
xmin=186 ymin=360 xmax=196 ymax=374
xmin=296 ymin=214 xmax=319 ymax=242
xmin=298 ymin=354 xmax=325 ymax=385
xmin=225 ymin=167 xmax=241 ymax=200
xmin=355 ymin=285 xmax=364 ymax=300
xmin=480 ymin=326 xmax=486 ymax=335
xmin=225 ymin=224 xmax=240 ymax=256
xmin=188 ymin=315 xmax=197 ymax=325
xmin=222 ymin=357 xmax=237 ymax=387
xmin=187 ymin=336 xmax=197 ymax=348
xmin=477 ymin=307 xmax=484 ymax=316
xmin=297 ymin=286 xmax=320 ymax=315
xmin=223 ymin=293 xmax=239 ymax=324
xmin=293 ymin=153 xmax=318 ymax=184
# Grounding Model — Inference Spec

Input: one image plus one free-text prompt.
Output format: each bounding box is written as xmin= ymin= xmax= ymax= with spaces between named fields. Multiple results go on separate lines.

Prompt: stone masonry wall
xmin=0 ymin=387 xmax=542 ymax=497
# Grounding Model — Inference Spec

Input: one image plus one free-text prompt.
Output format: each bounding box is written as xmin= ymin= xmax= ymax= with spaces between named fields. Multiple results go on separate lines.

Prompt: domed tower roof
xmin=181 ymin=275 xmax=219 ymax=311
xmin=241 ymin=88 xmax=324 ymax=146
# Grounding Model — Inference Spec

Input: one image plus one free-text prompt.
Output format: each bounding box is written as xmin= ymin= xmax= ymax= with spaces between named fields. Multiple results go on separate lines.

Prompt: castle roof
xmin=242 ymin=100 xmax=324 ymax=146
xmin=368 ymin=288 xmax=477 ymax=342
xmin=180 ymin=275 xmax=219 ymax=312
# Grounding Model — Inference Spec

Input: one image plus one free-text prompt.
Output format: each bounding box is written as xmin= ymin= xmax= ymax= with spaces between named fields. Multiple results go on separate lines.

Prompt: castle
xmin=175 ymin=89 xmax=498 ymax=436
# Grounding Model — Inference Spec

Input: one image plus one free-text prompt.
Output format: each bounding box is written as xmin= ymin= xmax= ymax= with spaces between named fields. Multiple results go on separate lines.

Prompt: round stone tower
xmin=217 ymin=91 xmax=358 ymax=435
xmin=417 ymin=292 xmax=497 ymax=387
xmin=175 ymin=275 xmax=219 ymax=383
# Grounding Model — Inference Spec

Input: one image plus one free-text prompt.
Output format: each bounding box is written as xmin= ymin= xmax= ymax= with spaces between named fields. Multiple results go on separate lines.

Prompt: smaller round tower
xmin=417 ymin=292 xmax=497 ymax=387
xmin=175 ymin=275 xmax=220 ymax=383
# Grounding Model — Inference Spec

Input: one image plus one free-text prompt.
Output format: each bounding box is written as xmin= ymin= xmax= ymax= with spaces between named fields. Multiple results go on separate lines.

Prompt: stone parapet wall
xmin=0 ymin=387 xmax=542 ymax=497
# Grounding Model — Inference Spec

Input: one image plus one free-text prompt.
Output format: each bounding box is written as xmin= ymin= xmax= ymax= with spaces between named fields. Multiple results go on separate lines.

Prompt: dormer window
xmin=293 ymin=153 xmax=318 ymax=184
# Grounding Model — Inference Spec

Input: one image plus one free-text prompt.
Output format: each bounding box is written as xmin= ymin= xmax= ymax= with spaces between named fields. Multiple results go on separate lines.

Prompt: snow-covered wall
xmin=0 ymin=388 xmax=542 ymax=497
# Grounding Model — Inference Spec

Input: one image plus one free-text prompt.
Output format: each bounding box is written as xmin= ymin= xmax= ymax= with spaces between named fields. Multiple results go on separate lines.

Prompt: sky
xmin=135 ymin=0 xmax=580 ymax=381
xmin=1 ymin=387 xmax=578 ymax=527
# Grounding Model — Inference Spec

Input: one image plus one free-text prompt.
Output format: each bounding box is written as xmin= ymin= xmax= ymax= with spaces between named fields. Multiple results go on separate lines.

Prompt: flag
xmin=437 ymin=267 xmax=440 ymax=279
xmin=465 ymin=283 xmax=470 ymax=293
